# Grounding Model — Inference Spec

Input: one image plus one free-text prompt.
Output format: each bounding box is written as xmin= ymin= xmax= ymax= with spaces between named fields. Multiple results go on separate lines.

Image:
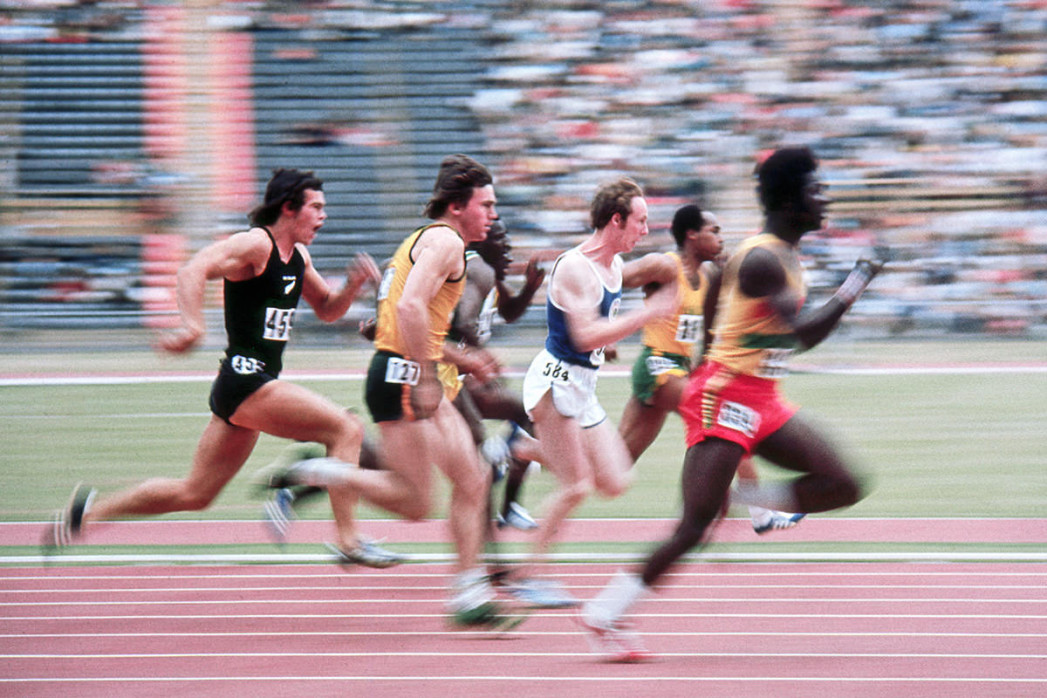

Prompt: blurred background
xmin=1 ymin=0 xmax=1045 ymax=352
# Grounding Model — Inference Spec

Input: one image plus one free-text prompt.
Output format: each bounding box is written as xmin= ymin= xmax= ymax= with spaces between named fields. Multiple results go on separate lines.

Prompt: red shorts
xmin=679 ymin=361 xmax=798 ymax=454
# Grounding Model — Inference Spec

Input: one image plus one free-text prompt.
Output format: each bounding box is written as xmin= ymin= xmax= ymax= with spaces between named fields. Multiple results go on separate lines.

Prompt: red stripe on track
xmin=2 ymin=561 xmax=1045 ymax=697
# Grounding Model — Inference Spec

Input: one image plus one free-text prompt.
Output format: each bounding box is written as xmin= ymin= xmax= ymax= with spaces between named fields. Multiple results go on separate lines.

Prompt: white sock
xmin=291 ymin=457 xmax=356 ymax=487
xmin=734 ymin=481 xmax=799 ymax=513
xmin=584 ymin=570 xmax=648 ymax=627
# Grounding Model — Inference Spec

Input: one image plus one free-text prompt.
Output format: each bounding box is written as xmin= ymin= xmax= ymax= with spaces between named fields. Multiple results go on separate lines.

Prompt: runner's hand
xmin=835 ymin=257 xmax=885 ymax=306
xmin=410 ymin=371 xmax=443 ymax=420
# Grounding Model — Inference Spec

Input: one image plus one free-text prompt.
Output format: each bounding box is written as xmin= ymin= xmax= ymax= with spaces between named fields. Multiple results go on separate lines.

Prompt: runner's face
xmin=456 ymin=184 xmax=498 ymax=243
xmin=616 ymin=197 xmax=649 ymax=253
xmin=798 ymin=173 xmax=830 ymax=232
xmin=291 ymin=189 xmax=326 ymax=245
xmin=695 ymin=212 xmax=724 ymax=260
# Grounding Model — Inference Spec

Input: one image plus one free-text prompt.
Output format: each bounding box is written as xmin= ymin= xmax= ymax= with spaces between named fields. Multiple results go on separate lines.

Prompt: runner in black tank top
xmin=222 ymin=226 xmax=305 ymax=378
xmin=44 ymin=169 xmax=401 ymax=569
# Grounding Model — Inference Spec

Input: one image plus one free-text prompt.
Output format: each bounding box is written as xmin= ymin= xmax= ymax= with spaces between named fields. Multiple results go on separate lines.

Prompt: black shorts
xmin=208 ymin=358 xmax=277 ymax=424
xmin=365 ymin=350 xmax=419 ymax=423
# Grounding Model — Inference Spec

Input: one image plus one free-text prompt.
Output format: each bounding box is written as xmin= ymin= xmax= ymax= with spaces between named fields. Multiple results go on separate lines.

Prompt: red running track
xmin=1 ymin=560 xmax=1045 ymax=697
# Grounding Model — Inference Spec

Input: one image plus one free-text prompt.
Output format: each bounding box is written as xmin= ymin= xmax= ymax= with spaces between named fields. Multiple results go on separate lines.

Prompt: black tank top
xmin=222 ymin=228 xmax=305 ymax=377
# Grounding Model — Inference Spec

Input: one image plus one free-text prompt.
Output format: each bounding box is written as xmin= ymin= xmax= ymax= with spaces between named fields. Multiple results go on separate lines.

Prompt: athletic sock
xmin=288 ymin=457 xmax=356 ymax=487
xmin=733 ymin=481 xmax=799 ymax=513
xmin=584 ymin=570 xmax=648 ymax=627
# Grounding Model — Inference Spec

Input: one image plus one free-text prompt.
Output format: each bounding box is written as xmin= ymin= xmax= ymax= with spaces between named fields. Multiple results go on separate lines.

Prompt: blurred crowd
xmin=1 ymin=0 xmax=1044 ymax=337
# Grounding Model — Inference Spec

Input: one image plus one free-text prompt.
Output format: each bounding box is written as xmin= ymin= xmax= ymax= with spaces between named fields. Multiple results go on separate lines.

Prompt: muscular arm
xmin=158 ymin=229 xmax=270 ymax=353
xmin=737 ymin=246 xmax=848 ymax=351
xmin=397 ymin=226 xmax=464 ymax=362
xmin=451 ymin=257 xmax=495 ymax=347
xmin=621 ymin=252 xmax=677 ymax=290
xmin=699 ymin=262 xmax=723 ymax=359
xmin=300 ymin=251 xmax=381 ymax=323
xmin=555 ymin=253 xmax=678 ymax=352
xmin=495 ymin=257 xmax=545 ymax=323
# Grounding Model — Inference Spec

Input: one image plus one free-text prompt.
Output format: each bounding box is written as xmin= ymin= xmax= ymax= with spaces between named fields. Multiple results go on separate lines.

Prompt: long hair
xmin=248 ymin=168 xmax=324 ymax=227
xmin=424 ymin=154 xmax=493 ymax=220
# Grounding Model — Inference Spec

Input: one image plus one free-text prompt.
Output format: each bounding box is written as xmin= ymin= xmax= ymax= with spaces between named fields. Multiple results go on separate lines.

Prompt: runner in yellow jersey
xmin=267 ymin=155 xmax=511 ymax=627
xmin=583 ymin=146 xmax=883 ymax=661
xmin=618 ymin=204 xmax=804 ymax=534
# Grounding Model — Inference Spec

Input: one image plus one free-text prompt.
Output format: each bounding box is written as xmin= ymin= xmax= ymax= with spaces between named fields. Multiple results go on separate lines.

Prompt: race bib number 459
xmin=263 ymin=307 xmax=295 ymax=341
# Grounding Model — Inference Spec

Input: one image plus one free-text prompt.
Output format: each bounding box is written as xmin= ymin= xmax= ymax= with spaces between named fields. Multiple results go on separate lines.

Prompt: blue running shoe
xmin=753 ymin=511 xmax=806 ymax=535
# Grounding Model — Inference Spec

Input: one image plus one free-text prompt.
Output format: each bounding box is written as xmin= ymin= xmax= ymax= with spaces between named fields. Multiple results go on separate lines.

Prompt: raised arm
xmin=451 ymin=256 xmax=496 ymax=347
xmin=300 ymin=251 xmax=381 ymax=323
xmin=621 ymin=251 xmax=676 ymax=290
xmin=494 ymin=257 xmax=545 ymax=323
xmin=555 ymin=253 xmax=679 ymax=353
xmin=738 ymin=248 xmax=882 ymax=351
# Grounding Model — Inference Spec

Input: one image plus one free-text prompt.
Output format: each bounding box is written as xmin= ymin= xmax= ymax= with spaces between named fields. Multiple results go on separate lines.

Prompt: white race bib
xmin=384 ymin=357 xmax=421 ymax=385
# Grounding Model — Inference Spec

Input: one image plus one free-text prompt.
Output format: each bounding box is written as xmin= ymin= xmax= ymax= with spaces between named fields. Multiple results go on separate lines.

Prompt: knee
xmin=561 ymin=478 xmax=594 ymax=509
xmin=338 ymin=411 xmax=365 ymax=444
xmin=596 ymin=468 xmax=632 ymax=499
xmin=400 ymin=499 xmax=429 ymax=522
xmin=176 ymin=484 xmax=218 ymax=511
xmin=836 ymin=471 xmax=866 ymax=507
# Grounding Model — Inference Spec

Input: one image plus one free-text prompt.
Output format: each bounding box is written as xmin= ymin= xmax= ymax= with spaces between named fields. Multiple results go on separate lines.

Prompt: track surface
xmin=2 ymin=519 xmax=1045 ymax=697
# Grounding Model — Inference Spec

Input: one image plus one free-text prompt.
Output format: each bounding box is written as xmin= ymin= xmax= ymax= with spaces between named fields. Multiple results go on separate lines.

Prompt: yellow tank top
xmin=641 ymin=251 xmax=708 ymax=357
xmin=706 ymin=233 xmax=806 ymax=380
xmin=375 ymin=224 xmax=466 ymax=361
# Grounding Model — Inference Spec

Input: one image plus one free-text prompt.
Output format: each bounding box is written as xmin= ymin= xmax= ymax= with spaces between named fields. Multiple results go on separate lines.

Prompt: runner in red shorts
xmin=581 ymin=146 xmax=884 ymax=661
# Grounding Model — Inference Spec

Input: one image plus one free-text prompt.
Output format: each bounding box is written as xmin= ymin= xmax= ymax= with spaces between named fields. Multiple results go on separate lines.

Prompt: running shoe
xmin=447 ymin=571 xmax=517 ymax=628
xmin=576 ymin=613 xmax=653 ymax=663
xmin=42 ymin=483 xmax=96 ymax=552
xmin=252 ymin=442 xmax=326 ymax=491
xmin=497 ymin=502 xmax=538 ymax=531
xmin=263 ymin=488 xmax=296 ymax=543
xmin=324 ymin=539 xmax=405 ymax=569
xmin=508 ymin=578 xmax=580 ymax=609
xmin=753 ymin=511 xmax=806 ymax=535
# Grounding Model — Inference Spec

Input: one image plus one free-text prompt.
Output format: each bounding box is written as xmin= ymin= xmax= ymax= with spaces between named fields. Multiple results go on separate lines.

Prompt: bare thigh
xmin=183 ymin=416 xmax=261 ymax=502
xmin=581 ymin=419 xmax=632 ymax=498
xmin=231 ymin=379 xmax=361 ymax=448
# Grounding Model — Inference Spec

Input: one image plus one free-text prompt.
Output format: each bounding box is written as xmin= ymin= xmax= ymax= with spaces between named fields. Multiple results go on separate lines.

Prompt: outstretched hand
xmin=156 ymin=325 xmax=203 ymax=355
xmin=347 ymin=253 xmax=382 ymax=291
xmin=522 ymin=257 xmax=546 ymax=293
xmin=835 ymin=256 xmax=886 ymax=306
